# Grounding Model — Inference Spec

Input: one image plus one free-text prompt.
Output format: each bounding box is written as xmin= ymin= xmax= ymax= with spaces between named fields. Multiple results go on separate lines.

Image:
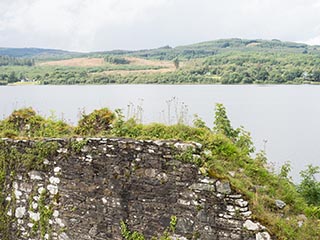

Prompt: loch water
xmin=1 ymin=84 xmax=320 ymax=182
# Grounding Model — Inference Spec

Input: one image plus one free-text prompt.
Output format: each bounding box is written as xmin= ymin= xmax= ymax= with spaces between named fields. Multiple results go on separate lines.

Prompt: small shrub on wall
xmin=75 ymin=108 xmax=115 ymax=136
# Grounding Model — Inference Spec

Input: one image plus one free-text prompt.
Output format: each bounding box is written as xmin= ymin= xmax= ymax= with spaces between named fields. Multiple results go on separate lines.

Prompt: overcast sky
xmin=1 ymin=0 xmax=320 ymax=52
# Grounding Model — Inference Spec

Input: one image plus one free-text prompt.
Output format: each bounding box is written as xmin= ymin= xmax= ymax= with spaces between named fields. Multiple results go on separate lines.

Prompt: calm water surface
xmin=1 ymin=84 xmax=320 ymax=182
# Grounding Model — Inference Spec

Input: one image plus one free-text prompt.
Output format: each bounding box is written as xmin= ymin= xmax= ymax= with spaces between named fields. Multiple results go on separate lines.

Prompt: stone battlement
xmin=0 ymin=138 xmax=271 ymax=240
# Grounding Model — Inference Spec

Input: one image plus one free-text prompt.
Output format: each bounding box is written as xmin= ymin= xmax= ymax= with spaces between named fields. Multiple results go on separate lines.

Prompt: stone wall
xmin=1 ymin=138 xmax=271 ymax=240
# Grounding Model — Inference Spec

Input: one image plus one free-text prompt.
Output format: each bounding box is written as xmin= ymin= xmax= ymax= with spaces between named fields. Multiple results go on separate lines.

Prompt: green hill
xmin=2 ymin=38 xmax=319 ymax=60
xmin=96 ymin=38 xmax=320 ymax=60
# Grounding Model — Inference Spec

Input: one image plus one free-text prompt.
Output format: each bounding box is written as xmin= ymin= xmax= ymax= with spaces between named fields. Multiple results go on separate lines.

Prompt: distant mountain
xmin=1 ymin=39 xmax=320 ymax=60
xmin=0 ymin=48 xmax=78 ymax=58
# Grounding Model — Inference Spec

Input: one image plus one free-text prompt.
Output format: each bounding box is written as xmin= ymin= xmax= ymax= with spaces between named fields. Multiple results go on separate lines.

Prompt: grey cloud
xmin=0 ymin=0 xmax=319 ymax=51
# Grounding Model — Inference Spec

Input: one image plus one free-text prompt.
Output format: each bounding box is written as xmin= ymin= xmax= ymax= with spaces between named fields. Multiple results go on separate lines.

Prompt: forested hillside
xmin=1 ymin=38 xmax=320 ymax=85
xmin=96 ymin=38 xmax=320 ymax=60
xmin=0 ymin=56 xmax=34 ymax=66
